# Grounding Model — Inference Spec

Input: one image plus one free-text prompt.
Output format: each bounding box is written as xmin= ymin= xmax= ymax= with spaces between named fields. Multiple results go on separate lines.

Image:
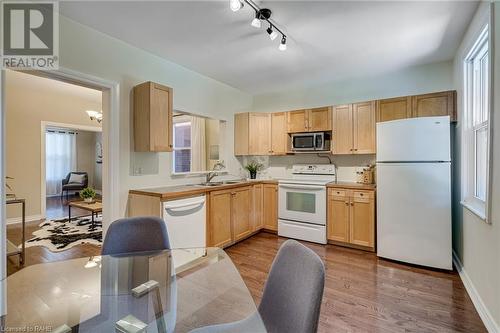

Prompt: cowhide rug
xmin=24 ymin=215 xmax=102 ymax=252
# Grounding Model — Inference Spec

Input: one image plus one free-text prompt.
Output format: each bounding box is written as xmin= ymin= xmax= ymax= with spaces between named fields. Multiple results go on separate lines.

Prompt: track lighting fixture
xmin=230 ymin=0 xmax=288 ymax=51
xmin=279 ymin=36 xmax=287 ymax=51
xmin=267 ymin=25 xmax=278 ymax=40
xmin=230 ymin=0 xmax=243 ymax=12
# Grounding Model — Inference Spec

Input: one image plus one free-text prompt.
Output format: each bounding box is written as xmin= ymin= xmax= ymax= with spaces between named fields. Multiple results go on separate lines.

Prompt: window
xmin=462 ymin=25 xmax=490 ymax=220
xmin=173 ymin=121 xmax=192 ymax=173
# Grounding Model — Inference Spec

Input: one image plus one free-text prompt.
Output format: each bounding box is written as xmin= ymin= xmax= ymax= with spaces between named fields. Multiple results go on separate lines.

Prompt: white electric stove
xmin=278 ymin=164 xmax=336 ymax=244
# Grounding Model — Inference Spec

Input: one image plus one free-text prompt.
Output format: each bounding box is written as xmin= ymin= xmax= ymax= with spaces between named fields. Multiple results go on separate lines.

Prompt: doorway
xmin=1 ymin=68 xmax=119 ymax=276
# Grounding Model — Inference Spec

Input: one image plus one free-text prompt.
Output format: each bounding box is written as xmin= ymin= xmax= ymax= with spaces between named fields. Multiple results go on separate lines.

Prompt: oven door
xmin=278 ymin=183 xmax=326 ymax=225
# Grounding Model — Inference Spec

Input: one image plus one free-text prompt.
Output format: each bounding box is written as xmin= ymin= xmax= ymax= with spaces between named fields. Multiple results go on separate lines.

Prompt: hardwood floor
xmin=5 ymin=226 xmax=486 ymax=332
xmin=6 ymin=219 xmax=101 ymax=276
xmin=46 ymin=194 xmax=101 ymax=220
xmin=225 ymin=232 xmax=486 ymax=333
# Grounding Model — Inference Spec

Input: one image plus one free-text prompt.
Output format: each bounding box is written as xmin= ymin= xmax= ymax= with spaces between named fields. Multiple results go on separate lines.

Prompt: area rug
xmin=24 ymin=215 xmax=102 ymax=252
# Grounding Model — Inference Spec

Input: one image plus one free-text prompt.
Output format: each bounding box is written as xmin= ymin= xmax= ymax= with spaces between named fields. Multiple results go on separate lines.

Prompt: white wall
xmin=58 ymin=16 xmax=253 ymax=217
xmin=452 ymin=2 xmax=500 ymax=331
xmin=253 ymin=60 xmax=454 ymax=113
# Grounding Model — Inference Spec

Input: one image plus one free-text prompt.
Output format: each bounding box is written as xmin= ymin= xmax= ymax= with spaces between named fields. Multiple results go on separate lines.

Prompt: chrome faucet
xmin=205 ymin=160 xmax=225 ymax=183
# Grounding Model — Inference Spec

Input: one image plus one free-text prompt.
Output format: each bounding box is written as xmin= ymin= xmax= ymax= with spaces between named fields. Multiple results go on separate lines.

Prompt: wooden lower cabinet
xmin=252 ymin=184 xmax=264 ymax=231
xmin=208 ymin=185 xmax=255 ymax=247
xmin=327 ymin=190 xmax=350 ymax=243
xmin=232 ymin=186 xmax=252 ymax=242
xmin=327 ymin=188 xmax=375 ymax=251
xmin=262 ymin=184 xmax=278 ymax=231
xmin=208 ymin=189 xmax=233 ymax=248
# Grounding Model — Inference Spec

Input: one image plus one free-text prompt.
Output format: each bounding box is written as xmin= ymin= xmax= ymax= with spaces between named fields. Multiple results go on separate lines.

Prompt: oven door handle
xmin=279 ymin=184 xmax=325 ymax=191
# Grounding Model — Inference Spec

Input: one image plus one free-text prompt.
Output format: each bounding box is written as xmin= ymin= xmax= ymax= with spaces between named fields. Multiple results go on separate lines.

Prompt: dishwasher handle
xmin=164 ymin=198 xmax=205 ymax=213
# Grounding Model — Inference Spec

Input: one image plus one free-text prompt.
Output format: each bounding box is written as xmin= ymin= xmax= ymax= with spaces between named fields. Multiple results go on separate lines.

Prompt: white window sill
xmin=460 ymin=200 xmax=487 ymax=222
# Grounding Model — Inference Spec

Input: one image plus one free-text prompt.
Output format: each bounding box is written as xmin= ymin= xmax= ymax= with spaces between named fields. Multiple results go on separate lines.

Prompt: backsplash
xmin=237 ymin=154 xmax=376 ymax=182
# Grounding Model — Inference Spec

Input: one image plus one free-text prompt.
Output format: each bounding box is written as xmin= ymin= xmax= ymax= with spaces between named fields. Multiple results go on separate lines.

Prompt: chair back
xmin=258 ymin=240 xmax=325 ymax=333
xmin=102 ymin=216 xmax=170 ymax=255
xmin=64 ymin=172 xmax=89 ymax=187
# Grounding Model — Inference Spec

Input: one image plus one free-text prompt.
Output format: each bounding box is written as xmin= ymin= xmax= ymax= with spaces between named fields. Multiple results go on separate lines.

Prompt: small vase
xmin=249 ymin=171 xmax=257 ymax=179
xmin=84 ymin=197 xmax=93 ymax=203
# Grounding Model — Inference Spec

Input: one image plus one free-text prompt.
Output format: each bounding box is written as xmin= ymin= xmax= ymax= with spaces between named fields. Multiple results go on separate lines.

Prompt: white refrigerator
xmin=376 ymin=116 xmax=452 ymax=270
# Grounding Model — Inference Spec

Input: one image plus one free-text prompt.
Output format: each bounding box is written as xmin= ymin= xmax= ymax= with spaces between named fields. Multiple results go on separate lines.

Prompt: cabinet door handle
xmin=345 ymin=201 xmax=349 ymax=205
xmin=351 ymin=202 xmax=354 ymax=206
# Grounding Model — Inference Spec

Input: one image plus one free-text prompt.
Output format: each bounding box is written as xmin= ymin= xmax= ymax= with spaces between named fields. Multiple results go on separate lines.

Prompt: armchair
xmin=61 ymin=172 xmax=88 ymax=200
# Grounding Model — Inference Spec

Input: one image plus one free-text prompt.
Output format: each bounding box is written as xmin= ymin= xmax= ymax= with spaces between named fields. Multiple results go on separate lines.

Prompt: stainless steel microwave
xmin=291 ymin=132 xmax=331 ymax=151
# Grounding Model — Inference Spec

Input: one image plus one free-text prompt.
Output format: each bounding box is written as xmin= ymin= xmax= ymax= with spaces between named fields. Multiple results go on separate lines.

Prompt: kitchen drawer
xmin=353 ymin=191 xmax=374 ymax=201
xmin=329 ymin=189 xmax=347 ymax=198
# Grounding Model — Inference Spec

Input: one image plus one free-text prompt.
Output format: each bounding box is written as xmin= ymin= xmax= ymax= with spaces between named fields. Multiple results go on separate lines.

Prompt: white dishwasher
xmin=163 ymin=195 xmax=206 ymax=269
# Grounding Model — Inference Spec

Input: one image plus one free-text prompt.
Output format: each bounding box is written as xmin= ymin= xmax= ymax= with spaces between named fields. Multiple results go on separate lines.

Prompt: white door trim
xmin=40 ymin=121 xmax=102 ymax=219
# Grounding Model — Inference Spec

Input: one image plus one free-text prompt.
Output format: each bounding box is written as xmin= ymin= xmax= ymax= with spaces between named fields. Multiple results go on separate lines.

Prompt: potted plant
xmin=244 ymin=160 xmax=263 ymax=180
xmin=80 ymin=187 xmax=97 ymax=203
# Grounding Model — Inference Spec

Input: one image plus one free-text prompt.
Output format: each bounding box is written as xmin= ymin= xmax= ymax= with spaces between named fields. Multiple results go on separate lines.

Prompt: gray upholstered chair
xmin=61 ymin=172 xmax=88 ymax=200
xmin=101 ymin=216 xmax=171 ymax=255
xmin=190 ymin=239 xmax=325 ymax=333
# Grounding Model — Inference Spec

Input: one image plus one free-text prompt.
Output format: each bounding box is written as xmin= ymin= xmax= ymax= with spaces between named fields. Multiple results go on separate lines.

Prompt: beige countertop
xmin=326 ymin=181 xmax=376 ymax=190
xmin=129 ymin=179 xmax=278 ymax=200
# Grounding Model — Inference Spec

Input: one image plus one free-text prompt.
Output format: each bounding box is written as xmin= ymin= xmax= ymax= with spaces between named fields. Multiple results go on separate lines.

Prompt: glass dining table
xmin=0 ymin=248 xmax=266 ymax=333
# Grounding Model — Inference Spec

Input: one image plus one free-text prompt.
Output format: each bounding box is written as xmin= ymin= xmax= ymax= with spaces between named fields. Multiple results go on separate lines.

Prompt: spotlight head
xmin=267 ymin=26 xmax=278 ymax=40
xmin=229 ymin=0 xmax=243 ymax=12
xmin=279 ymin=36 xmax=287 ymax=51
xmin=251 ymin=17 xmax=261 ymax=28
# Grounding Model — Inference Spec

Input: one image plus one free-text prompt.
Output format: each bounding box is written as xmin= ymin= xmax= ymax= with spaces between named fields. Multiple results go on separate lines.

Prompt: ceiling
xmin=60 ymin=1 xmax=478 ymax=95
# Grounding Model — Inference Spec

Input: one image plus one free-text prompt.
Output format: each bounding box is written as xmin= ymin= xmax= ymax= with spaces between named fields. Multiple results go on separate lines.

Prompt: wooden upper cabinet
xmin=134 ymin=81 xmax=173 ymax=152
xmin=287 ymin=110 xmax=309 ymax=133
xmin=234 ymin=112 xmax=287 ymax=156
xmin=234 ymin=113 xmax=250 ymax=156
xmin=376 ymin=96 xmax=411 ymax=123
xmin=232 ymin=186 xmax=252 ymax=242
xmin=376 ymin=91 xmax=456 ymax=123
xmin=412 ymin=91 xmax=456 ymax=120
xmin=309 ymin=107 xmax=332 ymax=131
xmin=353 ymin=101 xmax=376 ymax=154
xmin=249 ymin=113 xmax=271 ymax=155
xmin=263 ymin=184 xmax=278 ymax=231
xmin=208 ymin=189 xmax=233 ymax=248
xmin=287 ymin=108 xmax=332 ymax=133
xmin=332 ymin=104 xmax=353 ymax=154
xmin=271 ymin=112 xmax=288 ymax=155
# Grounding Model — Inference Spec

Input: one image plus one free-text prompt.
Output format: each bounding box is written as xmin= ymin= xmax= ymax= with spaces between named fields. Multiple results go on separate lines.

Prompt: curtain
xmin=46 ymin=130 xmax=77 ymax=196
xmin=190 ymin=115 xmax=206 ymax=172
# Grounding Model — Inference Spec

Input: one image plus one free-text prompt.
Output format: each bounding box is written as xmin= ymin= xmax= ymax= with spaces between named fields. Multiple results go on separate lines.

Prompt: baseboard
xmin=6 ymin=214 xmax=43 ymax=225
xmin=453 ymin=250 xmax=499 ymax=333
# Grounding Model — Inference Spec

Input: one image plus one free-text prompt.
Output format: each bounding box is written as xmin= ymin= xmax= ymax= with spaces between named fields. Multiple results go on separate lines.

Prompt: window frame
xmin=461 ymin=25 xmax=492 ymax=222
xmin=172 ymin=120 xmax=192 ymax=174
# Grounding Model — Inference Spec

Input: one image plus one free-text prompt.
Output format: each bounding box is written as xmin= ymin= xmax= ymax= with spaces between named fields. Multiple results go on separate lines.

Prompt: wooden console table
xmin=6 ymin=198 xmax=25 ymax=266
